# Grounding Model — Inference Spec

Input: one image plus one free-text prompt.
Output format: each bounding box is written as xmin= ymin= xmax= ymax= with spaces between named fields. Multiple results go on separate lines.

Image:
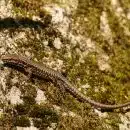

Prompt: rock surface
xmin=0 ymin=0 xmax=130 ymax=130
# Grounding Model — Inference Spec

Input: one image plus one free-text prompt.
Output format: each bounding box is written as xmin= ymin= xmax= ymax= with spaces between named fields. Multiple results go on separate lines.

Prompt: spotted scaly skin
xmin=1 ymin=54 xmax=130 ymax=109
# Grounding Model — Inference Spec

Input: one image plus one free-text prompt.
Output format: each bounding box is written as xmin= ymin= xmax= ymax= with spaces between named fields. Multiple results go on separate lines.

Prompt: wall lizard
xmin=1 ymin=54 xmax=130 ymax=109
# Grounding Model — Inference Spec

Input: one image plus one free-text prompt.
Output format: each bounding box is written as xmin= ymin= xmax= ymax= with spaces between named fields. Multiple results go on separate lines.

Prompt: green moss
xmin=104 ymin=113 xmax=122 ymax=130
xmin=15 ymin=104 xmax=30 ymax=115
xmin=29 ymin=104 xmax=59 ymax=122
xmin=12 ymin=0 xmax=44 ymax=14
xmin=13 ymin=115 xmax=30 ymax=127
xmin=21 ymin=95 xmax=36 ymax=105
xmin=32 ymin=118 xmax=49 ymax=129
xmin=74 ymin=0 xmax=111 ymax=39
xmin=119 ymin=0 xmax=130 ymax=13
xmin=0 ymin=113 xmax=13 ymax=128
xmin=12 ymin=0 xmax=57 ymax=19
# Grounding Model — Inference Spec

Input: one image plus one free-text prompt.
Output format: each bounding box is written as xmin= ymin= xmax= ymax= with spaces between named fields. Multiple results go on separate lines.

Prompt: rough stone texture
xmin=0 ymin=0 xmax=130 ymax=130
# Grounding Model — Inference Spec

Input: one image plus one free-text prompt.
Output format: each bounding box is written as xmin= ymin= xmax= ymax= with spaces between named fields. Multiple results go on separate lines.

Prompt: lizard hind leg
xmin=25 ymin=67 xmax=34 ymax=83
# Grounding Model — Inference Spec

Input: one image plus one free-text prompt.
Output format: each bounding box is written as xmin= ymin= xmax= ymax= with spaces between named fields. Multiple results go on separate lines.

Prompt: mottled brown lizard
xmin=1 ymin=54 xmax=130 ymax=109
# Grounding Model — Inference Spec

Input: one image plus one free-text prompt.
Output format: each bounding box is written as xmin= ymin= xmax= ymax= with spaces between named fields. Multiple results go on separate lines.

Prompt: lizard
xmin=1 ymin=54 xmax=130 ymax=109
